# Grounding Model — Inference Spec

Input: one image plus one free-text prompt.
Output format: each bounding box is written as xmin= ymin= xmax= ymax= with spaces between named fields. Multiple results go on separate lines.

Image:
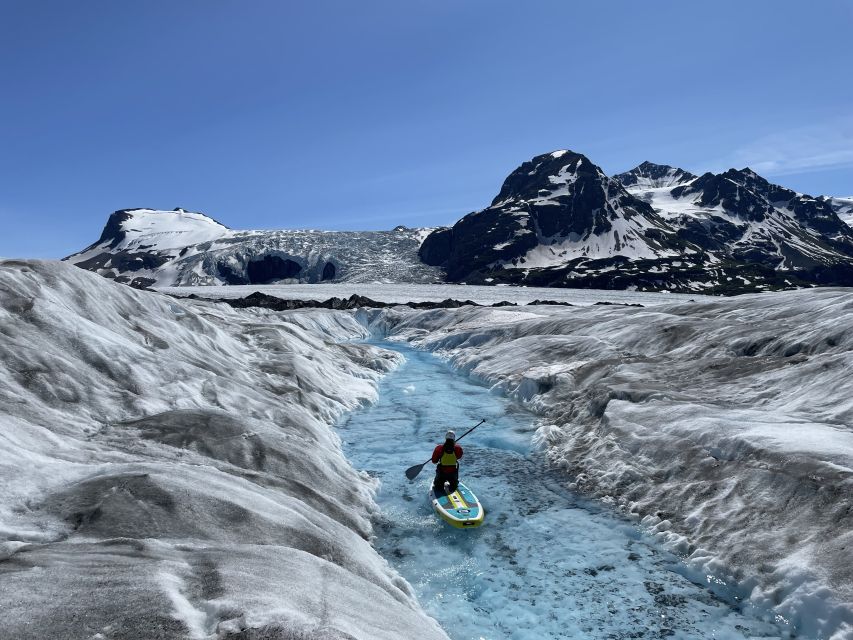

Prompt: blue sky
xmin=1 ymin=0 xmax=852 ymax=258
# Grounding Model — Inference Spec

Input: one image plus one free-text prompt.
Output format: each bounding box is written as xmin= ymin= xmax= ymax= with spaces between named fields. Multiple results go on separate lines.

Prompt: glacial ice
xmin=2 ymin=258 xmax=851 ymax=639
xmin=361 ymin=290 xmax=853 ymax=639
xmin=338 ymin=342 xmax=792 ymax=639
xmin=66 ymin=208 xmax=443 ymax=287
xmin=0 ymin=260 xmax=447 ymax=640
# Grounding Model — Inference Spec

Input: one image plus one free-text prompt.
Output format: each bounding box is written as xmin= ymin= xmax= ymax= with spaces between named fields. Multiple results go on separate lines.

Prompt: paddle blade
xmin=405 ymin=461 xmax=426 ymax=480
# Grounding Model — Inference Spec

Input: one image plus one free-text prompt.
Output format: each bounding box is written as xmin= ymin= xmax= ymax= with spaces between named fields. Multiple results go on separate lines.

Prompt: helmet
xmin=445 ymin=430 xmax=456 ymax=441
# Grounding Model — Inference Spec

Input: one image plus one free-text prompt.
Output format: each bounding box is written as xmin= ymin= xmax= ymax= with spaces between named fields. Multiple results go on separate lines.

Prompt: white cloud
xmin=724 ymin=116 xmax=853 ymax=176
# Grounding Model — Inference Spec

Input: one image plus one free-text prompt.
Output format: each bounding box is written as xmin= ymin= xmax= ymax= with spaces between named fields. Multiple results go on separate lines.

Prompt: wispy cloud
xmin=722 ymin=116 xmax=853 ymax=177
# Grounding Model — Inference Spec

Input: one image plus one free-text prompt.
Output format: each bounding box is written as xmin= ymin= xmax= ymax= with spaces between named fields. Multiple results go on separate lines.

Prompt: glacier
xmin=338 ymin=341 xmax=793 ymax=639
xmin=359 ymin=292 xmax=853 ymax=639
xmin=1 ymin=259 xmax=851 ymax=639
xmin=0 ymin=260 xmax=447 ymax=640
xmin=65 ymin=208 xmax=442 ymax=288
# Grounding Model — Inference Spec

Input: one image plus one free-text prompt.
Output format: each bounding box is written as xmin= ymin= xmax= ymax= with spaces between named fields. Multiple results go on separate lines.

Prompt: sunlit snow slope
xmin=362 ymin=294 xmax=853 ymax=639
xmin=829 ymin=196 xmax=853 ymax=228
xmin=0 ymin=260 xmax=447 ymax=640
xmin=66 ymin=208 xmax=441 ymax=288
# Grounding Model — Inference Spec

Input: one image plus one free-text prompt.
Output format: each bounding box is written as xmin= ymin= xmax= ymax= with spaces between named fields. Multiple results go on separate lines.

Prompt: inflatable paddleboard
xmin=429 ymin=481 xmax=485 ymax=528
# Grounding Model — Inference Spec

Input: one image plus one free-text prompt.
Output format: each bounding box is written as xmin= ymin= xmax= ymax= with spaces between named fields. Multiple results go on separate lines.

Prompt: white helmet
xmin=445 ymin=430 xmax=456 ymax=441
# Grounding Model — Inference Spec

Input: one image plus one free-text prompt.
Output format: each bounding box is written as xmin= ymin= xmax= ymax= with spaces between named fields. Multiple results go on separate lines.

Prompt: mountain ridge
xmin=614 ymin=161 xmax=697 ymax=189
xmin=66 ymin=150 xmax=853 ymax=294
xmin=419 ymin=150 xmax=853 ymax=292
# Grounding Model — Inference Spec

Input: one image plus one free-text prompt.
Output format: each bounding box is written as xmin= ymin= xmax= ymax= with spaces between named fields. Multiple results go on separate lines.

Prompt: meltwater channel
xmin=336 ymin=342 xmax=792 ymax=640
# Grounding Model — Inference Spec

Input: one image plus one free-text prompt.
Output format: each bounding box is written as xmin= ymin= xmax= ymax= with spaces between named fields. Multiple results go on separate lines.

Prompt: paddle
xmin=404 ymin=419 xmax=486 ymax=480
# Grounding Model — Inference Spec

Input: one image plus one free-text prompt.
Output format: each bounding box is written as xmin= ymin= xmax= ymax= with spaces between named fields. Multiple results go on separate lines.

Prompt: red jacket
xmin=432 ymin=444 xmax=463 ymax=472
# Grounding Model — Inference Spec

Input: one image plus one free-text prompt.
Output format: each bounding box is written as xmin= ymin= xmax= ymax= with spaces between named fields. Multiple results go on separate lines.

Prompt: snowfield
xmin=0 ymin=260 xmax=447 ymax=640
xmin=831 ymin=196 xmax=853 ymax=228
xmin=361 ymin=292 xmax=853 ymax=639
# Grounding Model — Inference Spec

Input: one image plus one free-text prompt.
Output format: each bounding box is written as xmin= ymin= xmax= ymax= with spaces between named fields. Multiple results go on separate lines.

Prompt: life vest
xmin=440 ymin=449 xmax=458 ymax=467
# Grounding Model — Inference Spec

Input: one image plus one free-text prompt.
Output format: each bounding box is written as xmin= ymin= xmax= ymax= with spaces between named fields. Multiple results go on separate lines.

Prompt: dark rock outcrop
xmin=179 ymin=292 xmax=551 ymax=311
xmin=418 ymin=228 xmax=453 ymax=266
xmin=94 ymin=209 xmax=136 ymax=249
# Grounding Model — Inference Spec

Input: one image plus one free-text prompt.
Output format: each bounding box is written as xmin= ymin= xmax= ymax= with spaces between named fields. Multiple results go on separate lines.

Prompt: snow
xmin=361 ymin=290 xmax=853 ymax=639
xmin=628 ymin=183 xmax=729 ymax=222
xmin=633 ymin=170 xmax=688 ymax=189
xmin=516 ymin=215 xmax=682 ymax=266
xmin=413 ymin=227 xmax=436 ymax=244
xmin=0 ymin=259 xmax=447 ymax=640
xmin=158 ymin=282 xmax=695 ymax=306
xmin=111 ymin=208 xmax=230 ymax=251
xmin=626 ymin=184 xmax=853 ymax=268
xmin=829 ymin=196 xmax=853 ymax=227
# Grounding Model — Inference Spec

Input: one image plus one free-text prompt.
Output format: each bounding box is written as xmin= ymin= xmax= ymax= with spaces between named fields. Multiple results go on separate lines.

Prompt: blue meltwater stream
xmin=337 ymin=342 xmax=791 ymax=640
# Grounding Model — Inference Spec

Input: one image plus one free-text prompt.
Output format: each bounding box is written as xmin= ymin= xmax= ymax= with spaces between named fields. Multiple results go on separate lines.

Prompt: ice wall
xmin=0 ymin=260 xmax=447 ymax=640
xmin=364 ymin=293 xmax=853 ymax=639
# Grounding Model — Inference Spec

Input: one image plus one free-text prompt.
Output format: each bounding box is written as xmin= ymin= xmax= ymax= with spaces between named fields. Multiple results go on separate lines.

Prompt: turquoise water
xmin=337 ymin=342 xmax=790 ymax=640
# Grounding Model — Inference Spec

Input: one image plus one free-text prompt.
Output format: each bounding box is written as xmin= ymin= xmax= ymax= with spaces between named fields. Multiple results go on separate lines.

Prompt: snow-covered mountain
xmin=419 ymin=150 xmax=698 ymax=281
xmin=66 ymin=152 xmax=853 ymax=295
xmin=66 ymin=208 xmax=442 ymax=288
xmin=420 ymin=152 xmax=853 ymax=292
xmin=622 ymin=163 xmax=853 ymax=267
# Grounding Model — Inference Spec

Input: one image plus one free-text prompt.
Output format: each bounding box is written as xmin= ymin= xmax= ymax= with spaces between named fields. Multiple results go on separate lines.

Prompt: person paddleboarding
xmin=432 ymin=430 xmax=463 ymax=493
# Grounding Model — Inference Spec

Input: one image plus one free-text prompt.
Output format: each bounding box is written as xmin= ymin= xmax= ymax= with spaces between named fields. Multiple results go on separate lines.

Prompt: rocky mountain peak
xmin=420 ymin=148 xmax=853 ymax=291
xmin=615 ymin=161 xmax=697 ymax=189
xmin=490 ymin=150 xmax=606 ymax=206
xmin=420 ymin=150 xmax=684 ymax=281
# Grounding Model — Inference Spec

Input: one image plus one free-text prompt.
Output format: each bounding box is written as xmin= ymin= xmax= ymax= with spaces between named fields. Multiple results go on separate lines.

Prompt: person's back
xmin=432 ymin=430 xmax=463 ymax=493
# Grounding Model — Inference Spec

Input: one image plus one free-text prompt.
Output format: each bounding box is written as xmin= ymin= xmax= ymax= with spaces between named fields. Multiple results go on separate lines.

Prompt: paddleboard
xmin=429 ymin=481 xmax=485 ymax=528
